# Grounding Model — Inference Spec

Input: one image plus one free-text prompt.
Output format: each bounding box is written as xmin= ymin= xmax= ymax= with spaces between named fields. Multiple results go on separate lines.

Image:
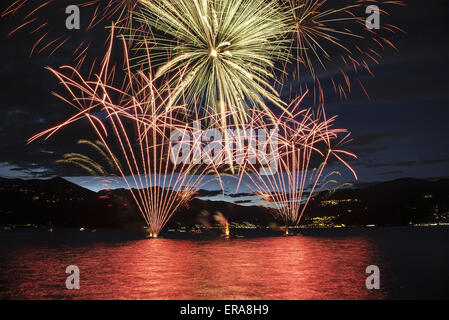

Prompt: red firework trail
xmin=2 ymin=0 xmax=141 ymax=66
xmin=27 ymin=28 xmax=359 ymax=234
xmin=234 ymin=96 xmax=357 ymax=232
xmin=284 ymin=0 xmax=406 ymax=105
xmin=28 ymin=27 xmax=228 ymax=237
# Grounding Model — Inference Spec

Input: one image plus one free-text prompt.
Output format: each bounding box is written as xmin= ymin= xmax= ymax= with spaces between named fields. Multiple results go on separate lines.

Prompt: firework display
xmin=2 ymin=0 xmax=403 ymax=235
xmin=238 ymin=100 xmax=357 ymax=232
xmin=29 ymin=31 xmax=226 ymax=237
xmin=129 ymin=0 xmax=291 ymax=127
xmin=4 ymin=0 xmax=449 ymax=305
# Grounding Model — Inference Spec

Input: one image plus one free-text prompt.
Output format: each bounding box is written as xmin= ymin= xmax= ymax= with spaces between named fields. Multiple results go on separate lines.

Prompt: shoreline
xmin=1 ymin=224 xmax=448 ymax=241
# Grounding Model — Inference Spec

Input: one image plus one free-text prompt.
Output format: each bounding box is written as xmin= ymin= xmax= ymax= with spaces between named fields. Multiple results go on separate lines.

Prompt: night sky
xmin=0 ymin=0 xmax=448 ymax=193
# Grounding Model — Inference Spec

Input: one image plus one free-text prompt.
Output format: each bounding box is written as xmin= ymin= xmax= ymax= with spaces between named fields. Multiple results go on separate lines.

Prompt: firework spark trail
xmin=56 ymin=139 xmax=124 ymax=189
xmin=1 ymin=0 xmax=142 ymax=65
xmin=129 ymin=0 xmax=292 ymax=128
xmin=13 ymin=1 xmax=372 ymax=233
xmin=29 ymin=28 xmax=227 ymax=237
xmin=2 ymin=0 xmax=405 ymax=106
xmin=235 ymin=96 xmax=357 ymax=231
xmin=83 ymin=0 xmax=140 ymax=29
xmin=285 ymin=0 xmax=406 ymax=105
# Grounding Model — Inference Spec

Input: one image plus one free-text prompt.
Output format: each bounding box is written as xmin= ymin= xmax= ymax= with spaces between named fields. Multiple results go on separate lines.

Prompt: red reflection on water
xmin=0 ymin=235 xmax=385 ymax=299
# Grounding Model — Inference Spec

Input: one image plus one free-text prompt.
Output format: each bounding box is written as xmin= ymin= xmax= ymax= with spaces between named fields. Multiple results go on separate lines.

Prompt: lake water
xmin=0 ymin=227 xmax=448 ymax=299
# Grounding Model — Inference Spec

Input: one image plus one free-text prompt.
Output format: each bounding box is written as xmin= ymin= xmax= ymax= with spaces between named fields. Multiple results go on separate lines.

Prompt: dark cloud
xmin=228 ymin=192 xmax=255 ymax=198
xmin=364 ymin=157 xmax=449 ymax=169
xmin=378 ymin=170 xmax=404 ymax=176
xmin=234 ymin=200 xmax=253 ymax=204
xmin=196 ymin=189 xmax=223 ymax=197
xmin=348 ymin=133 xmax=403 ymax=148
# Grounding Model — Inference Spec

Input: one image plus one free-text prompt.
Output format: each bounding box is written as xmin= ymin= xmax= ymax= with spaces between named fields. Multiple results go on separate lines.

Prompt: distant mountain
xmin=304 ymin=178 xmax=449 ymax=226
xmin=0 ymin=176 xmax=143 ymax=229
xmin=0 ymin=177 xmax=275 ymax=231
xmin=0 ymin=177 xmax=448 ymax=230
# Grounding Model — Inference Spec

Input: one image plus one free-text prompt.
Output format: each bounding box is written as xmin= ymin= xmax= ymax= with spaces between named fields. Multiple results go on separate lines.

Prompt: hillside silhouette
xmin=0 ymin=177 xmax=448 ymax=230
